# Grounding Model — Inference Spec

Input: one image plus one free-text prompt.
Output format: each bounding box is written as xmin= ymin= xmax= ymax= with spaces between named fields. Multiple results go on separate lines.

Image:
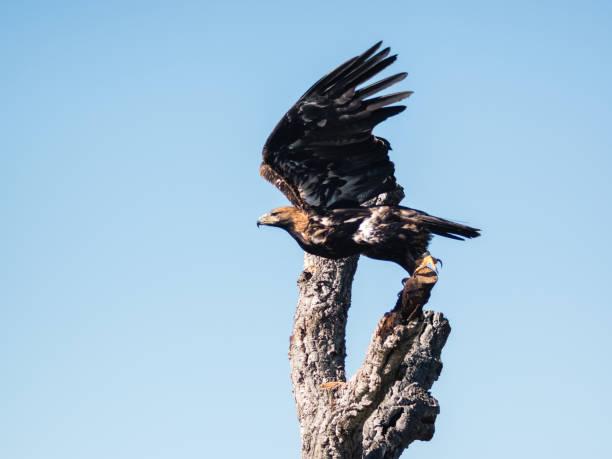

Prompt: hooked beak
xmin=257 ymin=210 xmax=285 ymax=228
xmin=256 ymin=213 xmax=272 ymax=228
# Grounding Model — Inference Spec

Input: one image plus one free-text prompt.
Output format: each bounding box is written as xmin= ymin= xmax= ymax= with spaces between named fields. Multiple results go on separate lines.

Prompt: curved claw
xmin=414 ymin=254 xmax=439 ymax=275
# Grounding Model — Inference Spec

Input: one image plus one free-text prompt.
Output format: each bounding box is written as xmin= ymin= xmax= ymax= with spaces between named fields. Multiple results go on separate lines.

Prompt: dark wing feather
xmin=261 ymin=42 xmax=411 ymax=209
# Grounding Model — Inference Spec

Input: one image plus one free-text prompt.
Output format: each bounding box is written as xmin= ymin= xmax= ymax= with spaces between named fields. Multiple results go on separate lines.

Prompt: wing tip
xmin=360 ymin=41 xmax=384 ymax=61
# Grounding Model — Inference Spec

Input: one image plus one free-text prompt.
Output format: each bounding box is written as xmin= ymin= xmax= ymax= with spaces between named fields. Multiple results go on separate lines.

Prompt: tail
xmin=416 ymin=214 xmax=481 ymax=241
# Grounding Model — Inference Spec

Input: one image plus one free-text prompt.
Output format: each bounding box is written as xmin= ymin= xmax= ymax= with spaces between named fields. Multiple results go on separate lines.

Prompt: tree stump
xmin=287 ymin=189 xmax=451 ymax=458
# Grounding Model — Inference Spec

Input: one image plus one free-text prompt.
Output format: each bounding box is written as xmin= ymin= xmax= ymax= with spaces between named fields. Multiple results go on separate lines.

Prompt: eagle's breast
xmin=353 ymin=207 xmax=389 ymax=245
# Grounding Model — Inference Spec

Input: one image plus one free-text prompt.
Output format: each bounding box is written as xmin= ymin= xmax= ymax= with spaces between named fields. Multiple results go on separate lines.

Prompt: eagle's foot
xmin=414 ymin=253 xmax=440 ymax=275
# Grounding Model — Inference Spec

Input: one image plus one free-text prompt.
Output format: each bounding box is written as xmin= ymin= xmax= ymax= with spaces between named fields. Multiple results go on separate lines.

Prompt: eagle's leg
xmin=400 ymin=252 xmax=441 ymax=286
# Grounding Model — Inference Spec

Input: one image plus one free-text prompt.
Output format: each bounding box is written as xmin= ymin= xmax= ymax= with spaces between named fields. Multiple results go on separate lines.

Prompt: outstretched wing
xmin=261 ymin=41 xmax=411 ymax=209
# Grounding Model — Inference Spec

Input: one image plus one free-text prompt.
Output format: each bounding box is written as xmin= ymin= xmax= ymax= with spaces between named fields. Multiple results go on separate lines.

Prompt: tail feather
xmin=417 ymin=214 xmax=481 ymax=241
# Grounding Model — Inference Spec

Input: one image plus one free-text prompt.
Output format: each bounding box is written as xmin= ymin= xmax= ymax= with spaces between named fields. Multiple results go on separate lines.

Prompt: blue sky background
xmin=2 ymin=1 xmax=611 ymax=458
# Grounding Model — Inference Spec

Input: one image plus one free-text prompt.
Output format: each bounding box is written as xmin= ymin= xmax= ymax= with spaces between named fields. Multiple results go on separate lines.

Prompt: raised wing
xmin=261 ymin=41 xmax=411 ymax=209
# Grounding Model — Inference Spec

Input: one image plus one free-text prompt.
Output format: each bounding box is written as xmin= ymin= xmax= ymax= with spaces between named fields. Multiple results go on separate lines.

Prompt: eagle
xmin=257 ymin=42 xmax=480 ymax=275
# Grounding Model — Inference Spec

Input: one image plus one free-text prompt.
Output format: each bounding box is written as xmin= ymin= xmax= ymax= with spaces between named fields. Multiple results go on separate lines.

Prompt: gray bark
xmin=288 ymin=190 xmax=451 ymax=458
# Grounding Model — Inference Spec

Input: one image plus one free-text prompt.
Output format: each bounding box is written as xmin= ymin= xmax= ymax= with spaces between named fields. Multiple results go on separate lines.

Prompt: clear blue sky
xmin=2 ymin=1 xmax=611 ymax=458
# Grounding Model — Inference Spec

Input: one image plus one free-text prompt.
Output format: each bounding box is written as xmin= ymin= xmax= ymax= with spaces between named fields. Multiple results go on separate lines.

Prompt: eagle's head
xmin=257 ymin=206 xmax=307 ymax=231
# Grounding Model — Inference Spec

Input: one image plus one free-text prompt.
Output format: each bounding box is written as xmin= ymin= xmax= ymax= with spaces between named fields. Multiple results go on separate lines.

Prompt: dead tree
xmin=288 ymin=190 xmax=451 ymax=458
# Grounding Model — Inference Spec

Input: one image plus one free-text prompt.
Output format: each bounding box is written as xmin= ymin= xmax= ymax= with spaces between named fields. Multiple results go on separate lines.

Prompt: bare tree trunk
xmin=288 ymin=190 xmax=451 ymax=458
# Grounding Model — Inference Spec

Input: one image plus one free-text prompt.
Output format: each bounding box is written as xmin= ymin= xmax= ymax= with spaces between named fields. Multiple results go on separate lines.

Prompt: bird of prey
xmin=257 ymin=42 xmax=479 ymax=275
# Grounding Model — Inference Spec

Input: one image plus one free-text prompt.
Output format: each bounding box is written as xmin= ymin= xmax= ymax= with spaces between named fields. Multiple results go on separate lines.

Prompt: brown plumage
xmin=258 ymin=42 xmax=480 ymax=274
xmin=257 ymin=205 xmax=478 ymax=274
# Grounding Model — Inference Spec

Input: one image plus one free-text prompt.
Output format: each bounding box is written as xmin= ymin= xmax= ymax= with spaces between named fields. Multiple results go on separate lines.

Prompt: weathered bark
xmin=288 ymin=189 xmax=451 ymax=458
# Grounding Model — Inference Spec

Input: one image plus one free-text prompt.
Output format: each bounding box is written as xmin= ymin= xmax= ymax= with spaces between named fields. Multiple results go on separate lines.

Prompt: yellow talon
xmin=414 ymin=254 xmax=439 ymax=274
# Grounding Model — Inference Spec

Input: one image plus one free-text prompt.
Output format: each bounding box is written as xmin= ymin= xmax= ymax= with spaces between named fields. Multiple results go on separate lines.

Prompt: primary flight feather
xmin=258 ymin=42 xmax=479 ymax=275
